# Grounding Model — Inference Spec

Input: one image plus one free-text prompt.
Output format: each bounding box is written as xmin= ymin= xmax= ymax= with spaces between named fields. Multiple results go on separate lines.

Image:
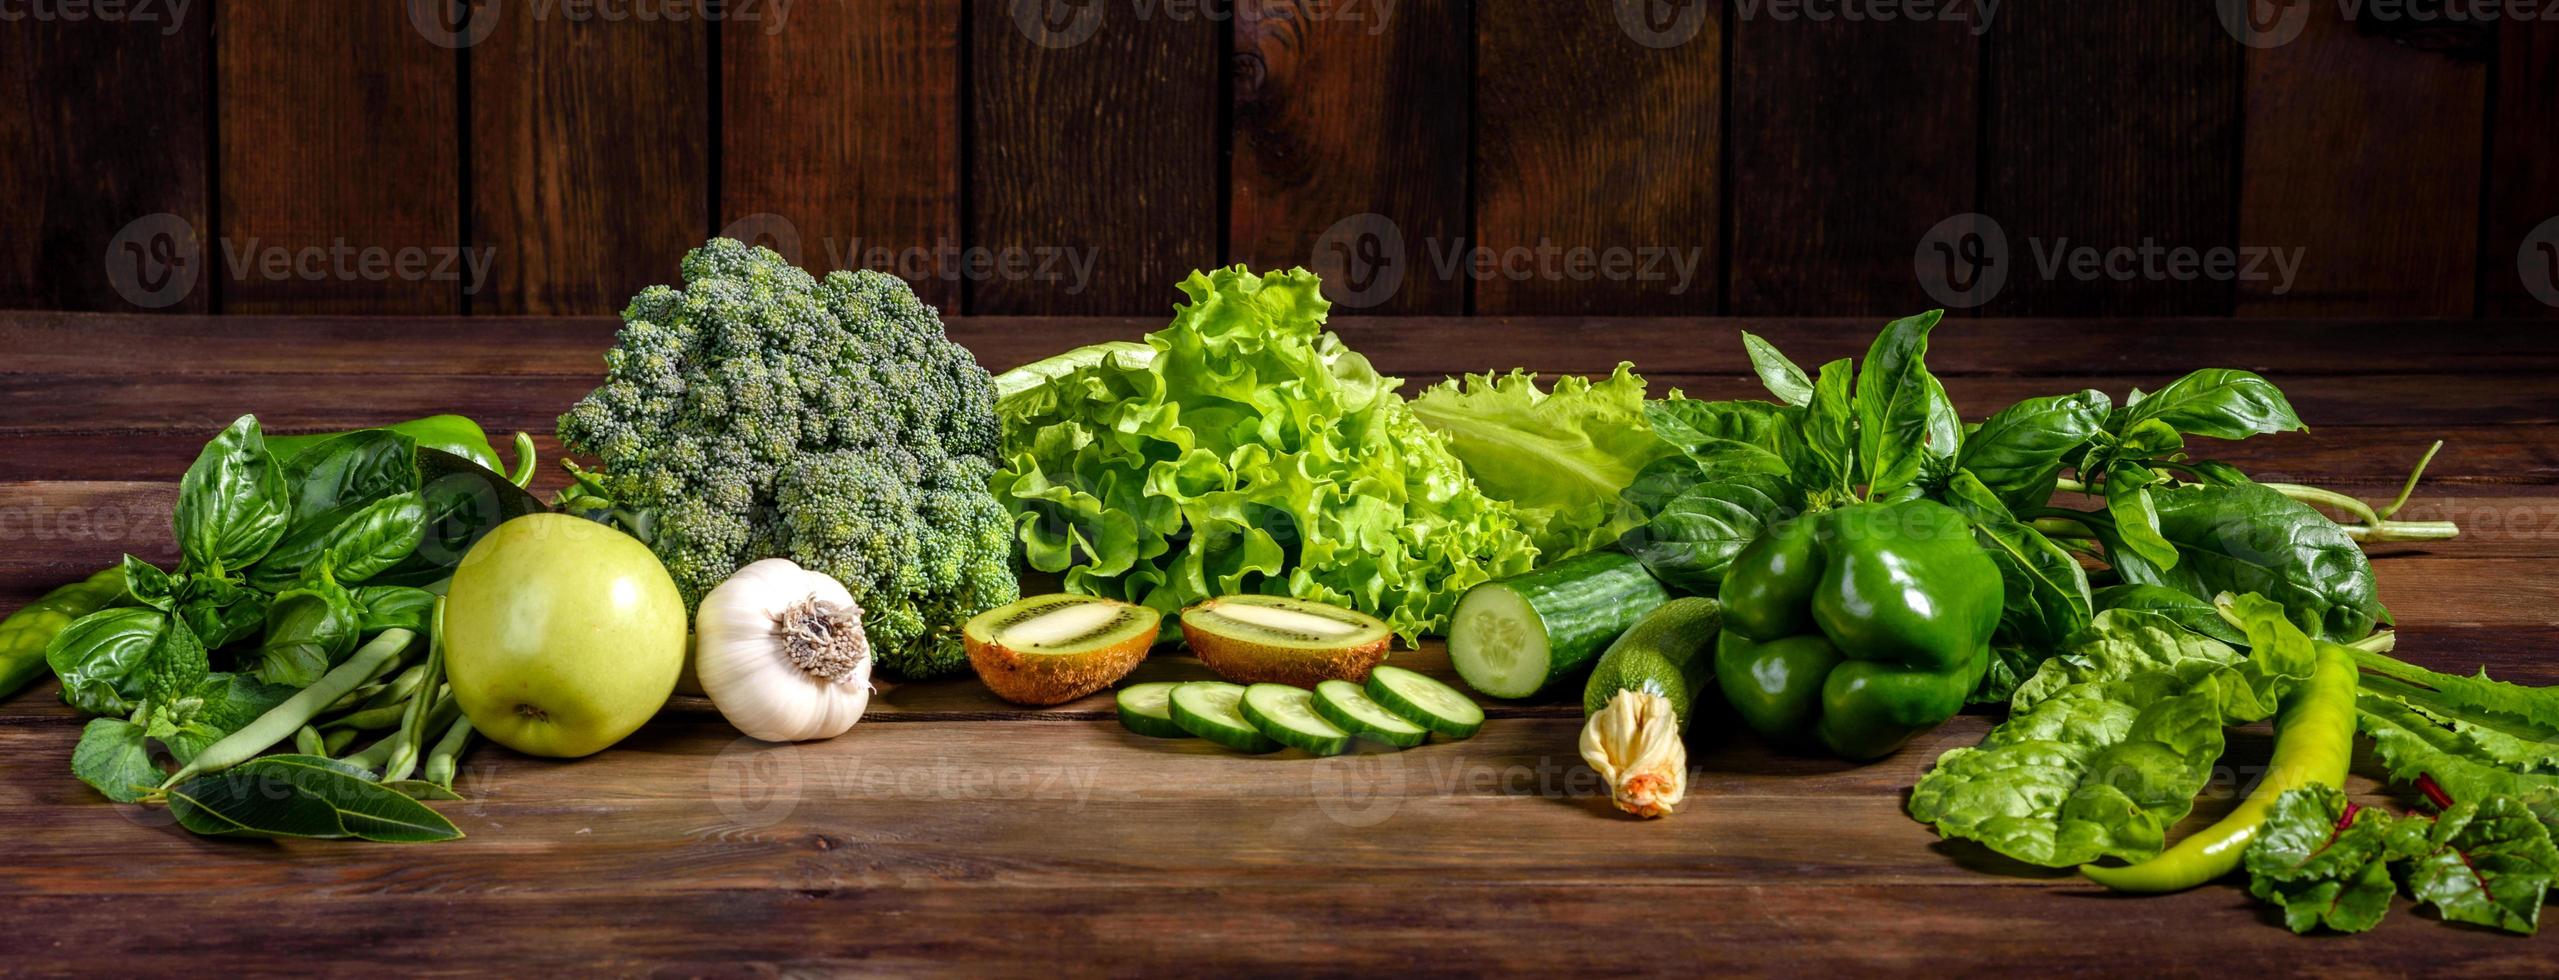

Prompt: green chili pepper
xmin=0 ymin=566 xmax=129 ymax=700
xmin=1715 ymin=499 xmax=2003 ymax=760
xmin=2079 ymin=640 xmax=2360 ymax=892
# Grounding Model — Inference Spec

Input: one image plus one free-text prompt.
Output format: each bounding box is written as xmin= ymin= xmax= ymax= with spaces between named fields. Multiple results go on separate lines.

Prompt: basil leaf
xmin=175 ymin=415 xmax=291 ymax=575
xmin=2103 ymin=461 xmax=2179 ymax=569
xmin=1853 ymin=310 xmax=1960 ymax=500
xmin=2115 ymin=483 xmax=2385 ymax=641
xmin=166 ymin=771 xmax=351 ymax=839
xmin=1741 ymin=331 xmax=1814 ymax=407
xmin=177 ymin=574 xmax=270 ymax=650
xmin=282 ymin=429 xmax=420 ymax=526
xmin=45 ymin=608 xmax=166 ymax=716
xmin=2120 ymin=368 xmax=2304 ymax=441
xmin=71 ymin=717 xmax=161 ymax=804
xmin=355 ymin=585 xmax=439 ymax=636
xmin=233 ymin=755 xmax=463 ymax=842
xmin=320 ymin=491 xmax=428 ymax=584
xmin=2116 ymin=417 xmax=2184 ymax=458
xmin=1798 ymin=358 xmax=1858 ymax=499
xmin=251 ymin=571 xmax=361 ymax=687
xmin=1943 ymin=472 xmax=2092 ymax=651
xmin=120 ymin=555 xmax=178 ymax=611
xmin=1955 ymin=390 xmax=2108 ymax=512
xmin=1619 ymin=477 xmax=1796 ymax=594
xmin=368 ymin=449 xmax=550 ymax=586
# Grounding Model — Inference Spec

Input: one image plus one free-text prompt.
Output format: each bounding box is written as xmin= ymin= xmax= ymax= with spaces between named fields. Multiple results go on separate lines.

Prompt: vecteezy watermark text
xmin=1914 ymin=213 xmax=2304 ymax=309
xmin=1618 ymin=0 xmax=1996 ymax=46
xmin=2216 ymin=0 xmax=2548 ymax=48
xmin=408 ymin=0 xmax=794 ymax=50
xmin=1005 ymin=0 xmax=1399 ymax=49
xmin=1310 ymin=212 xmax=1704 ymax=309
xmin=104 ymin=213 xmax=494 ymax=309
xmin=0 ymin=0 xmax=192 ymax=34
xmin=716 ymin=214 xmax=1099 ymax=295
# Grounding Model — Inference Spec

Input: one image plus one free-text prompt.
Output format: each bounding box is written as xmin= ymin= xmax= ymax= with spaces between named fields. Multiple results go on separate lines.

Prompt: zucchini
xmin=1582 ymin=597 xmax=1722 ymax=729
xmin=1448 ymin=552 xmax=1671 ymax=698
xmin=1367 ymin=665 xmax=1485 ymax=739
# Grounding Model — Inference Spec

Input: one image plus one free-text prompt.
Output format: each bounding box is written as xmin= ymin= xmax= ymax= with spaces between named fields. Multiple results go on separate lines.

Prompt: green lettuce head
xmin=991 ymin=267 xmax=1538 ymax=641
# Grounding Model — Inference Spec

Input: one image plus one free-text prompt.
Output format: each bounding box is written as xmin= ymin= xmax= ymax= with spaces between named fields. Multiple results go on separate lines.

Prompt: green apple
xmin=443 ymin=513 xmax=687 ymax=758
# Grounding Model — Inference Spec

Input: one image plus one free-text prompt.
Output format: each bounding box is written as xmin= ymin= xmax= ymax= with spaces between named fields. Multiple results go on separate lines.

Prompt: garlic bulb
xmin=695 ymin=558 xmax=875 ymax=742
xmin=1579 ymin=689 xmax=1688 ymax=819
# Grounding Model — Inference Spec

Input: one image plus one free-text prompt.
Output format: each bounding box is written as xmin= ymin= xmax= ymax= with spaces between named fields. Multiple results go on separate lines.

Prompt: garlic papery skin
xmin=1579 ymin=689 xmax=1688 ymax=819
xmin=695 ymin=558 xmax=875 ymax=742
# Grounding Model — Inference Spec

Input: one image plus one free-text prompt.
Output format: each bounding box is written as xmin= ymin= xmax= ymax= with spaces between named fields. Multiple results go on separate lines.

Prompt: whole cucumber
xmin=1449 ymin=552 xmax=1672 ymax=698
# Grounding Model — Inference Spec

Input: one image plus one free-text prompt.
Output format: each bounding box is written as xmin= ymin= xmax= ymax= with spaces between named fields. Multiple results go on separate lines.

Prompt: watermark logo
xmin=1613 ymin=0 xmax=1714 ymax=48
xmin=1914 ymin=212 xmax=2007 ymax=309
xmin=2214 ymin=0 xmax=2311 ymax=49
xmin=2521 ymin=214 xmax=2559 ymax=309
xmin=0 ymin=0 xmax=195 ymax=35
xmin=709 ymin=737 xmax=803 ymax=830
xmin=105 ymin=212 xmax=201 ymax=310
xmin=1008 ymin=0 xmax=1105 ymax=48
xmin=1727 ymin=0 xmax=2000 ymax=36
xmin=1309 ymin=213 xmax=1406 ymax=310
xmin=1311 ymin=742 xmax=1409 ymax=827
xmin=407 ymin=0 xmax=502 ymax=50
xmin=716 ymin=213 xmax=808 ymax=268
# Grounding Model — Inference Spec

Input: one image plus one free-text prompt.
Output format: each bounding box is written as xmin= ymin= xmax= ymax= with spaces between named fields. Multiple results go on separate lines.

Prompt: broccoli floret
xmin=557 ymin=239 xmax=1017 ymax=678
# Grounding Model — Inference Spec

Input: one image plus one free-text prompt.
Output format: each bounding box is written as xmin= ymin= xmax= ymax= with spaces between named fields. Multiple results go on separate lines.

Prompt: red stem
xmin=2417 ymin=773 xmax=2455 ymax=811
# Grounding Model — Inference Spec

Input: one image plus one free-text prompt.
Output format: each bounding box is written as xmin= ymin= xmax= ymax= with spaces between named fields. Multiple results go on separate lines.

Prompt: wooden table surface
xmin=4 ymin=312 xmax=2557 ymax=975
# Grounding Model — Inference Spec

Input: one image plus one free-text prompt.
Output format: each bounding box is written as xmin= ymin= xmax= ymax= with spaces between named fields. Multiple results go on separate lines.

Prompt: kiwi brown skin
xmin=1180 ymin=597 xmax=1392 ymax=687
xmin=964 ymin=597 xmax=1161 ymax=706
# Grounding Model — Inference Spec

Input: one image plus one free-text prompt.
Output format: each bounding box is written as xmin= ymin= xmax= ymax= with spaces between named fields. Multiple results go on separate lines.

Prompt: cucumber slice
xmin=1167 ymin=682 xmax=1281 ymax=753
xmin=1365 ymin=665 xmax=1485 ymax=739
xmin=1313 ymin=679 xmax=1428 ymax=748
xmin=1239 ymin=684 xmax=1353 ymax=756
xmin=1449 ymin=552 xmax=1671 ymax=698
xmin=1114 ymin=682 xmax=1194 ymax=739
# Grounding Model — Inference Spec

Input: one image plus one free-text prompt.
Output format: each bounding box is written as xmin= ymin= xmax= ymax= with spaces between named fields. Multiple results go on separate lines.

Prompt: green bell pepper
xmin=1714 ymin=498 xmax=2002 ymax=760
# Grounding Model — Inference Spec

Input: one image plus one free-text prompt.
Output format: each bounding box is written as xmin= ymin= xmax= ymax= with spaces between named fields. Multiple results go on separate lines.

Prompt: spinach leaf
xmin=2119 ymin=368 xmax=2304 ymax=441
xmin=321 ymin=490 xmax=428 ymax=583
xmin=2091 ymin=584 xmax=2246 ymax=646
xmin=1852 ymin=311 xmax=1960 ymax=499
xmin=1954 ymin=390 xmax=2108 ymax=512
xmin=1619 ymin=476 xmax=1796 ymax=594
xmin=175 ymin=415 xmax=291 ymax=576
xmin=1740 ymin=331 xmax=1814 ymax=407
xmin=71 ymin=717 xmax=161 ymax=804
xmin=45 ymin=608 xmax=166 ymax=716
xmin=1644 ymin=398 xmax=1790 ymax=456
xmin=2113 ymin=482 xmax=2385 ymax=641
xmin=1943 ymin=472 xmax=2092 ymax=651
xmin=2245 ymin=786 xmax=2399 ymax=934
xmin=251 ymin=570 xmax=360 ymax=687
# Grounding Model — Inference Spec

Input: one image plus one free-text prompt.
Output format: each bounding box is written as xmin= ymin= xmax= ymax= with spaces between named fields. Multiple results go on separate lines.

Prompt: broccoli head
xmin=557 ymin=238 xmax=1017 ymax=678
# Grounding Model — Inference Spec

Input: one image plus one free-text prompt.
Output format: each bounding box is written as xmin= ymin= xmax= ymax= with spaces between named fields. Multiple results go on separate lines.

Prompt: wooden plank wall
xmin=0 ymin=1 xmax=2548 ymax=319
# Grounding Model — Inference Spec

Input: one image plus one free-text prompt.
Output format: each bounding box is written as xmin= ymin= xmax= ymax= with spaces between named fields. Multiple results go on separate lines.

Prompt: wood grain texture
xmin=2237 ymin=5 xmax=2485 ymax=317
xmin=0 ymin=314 xmax=2555 ymax=972
xmin=470 ymin=0 xmax=710 ymax=314
xmin=1231 ymin=0 xmax=1468 ymax=314
xmin=0 ymin=9 xmax=210 ymax=313
xmin=218 ymin=0 xmax=460 ymax=314
xmin=2485 ymin=16 xmax=2559 ymax=317
xmin=725 ymin=0 xmax=962 ymax=310
xmin=1982 ymin=1 xmax=2238 ymax=316
xmin=1727 ymin=4 xmax=1978 ymax=316
xmin=1475 ymin=0 xmax=1721 ymax=315
xmin=968 ymin=0 xmax=1221 ymax=314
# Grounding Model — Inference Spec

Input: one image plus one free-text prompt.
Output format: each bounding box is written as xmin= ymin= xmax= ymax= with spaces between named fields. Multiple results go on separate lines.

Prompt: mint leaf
xmin=71 ymin=718 xmax=161 ymax=804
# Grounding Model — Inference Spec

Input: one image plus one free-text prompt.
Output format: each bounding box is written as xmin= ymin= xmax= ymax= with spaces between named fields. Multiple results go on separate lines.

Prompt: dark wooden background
xmin=3 ymin=1 xmax=2551 ymax=319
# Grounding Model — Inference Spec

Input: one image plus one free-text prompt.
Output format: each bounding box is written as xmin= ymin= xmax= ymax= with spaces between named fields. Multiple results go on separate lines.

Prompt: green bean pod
xmin=156 ymin=628 xmax=415 ymax=790
xmin=2079 ymin=642 xmax=2360 ymax=892
xmin=424 ymin=716 xmax=474 ymax=789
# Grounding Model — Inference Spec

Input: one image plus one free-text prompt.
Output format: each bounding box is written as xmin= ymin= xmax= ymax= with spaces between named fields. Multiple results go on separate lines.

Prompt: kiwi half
xmin=1179 ymin=594 xmax=1393 ymax=687
xmin=964 ymin=594 xmax=1162 ymax=706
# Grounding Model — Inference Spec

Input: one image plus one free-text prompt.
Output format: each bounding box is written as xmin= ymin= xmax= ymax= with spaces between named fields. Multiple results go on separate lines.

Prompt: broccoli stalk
xmin=556 ymin=239 xmax=1019 ymax=679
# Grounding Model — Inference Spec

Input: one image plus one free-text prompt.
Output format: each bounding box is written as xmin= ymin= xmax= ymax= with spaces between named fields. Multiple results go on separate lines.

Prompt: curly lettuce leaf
xmin=992 ymin=267 xmax=1537 ymax=641
xmin=1407 ymin=364 xmax=1678 ymax=558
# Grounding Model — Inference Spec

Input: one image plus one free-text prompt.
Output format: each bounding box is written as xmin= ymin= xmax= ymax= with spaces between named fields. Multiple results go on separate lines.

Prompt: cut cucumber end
xmin=1366 ymin=665 xmax=1486 ymax=739
xmin=1313 ymin=679 xmax=1428 ymax=749
xmin=1447 ymin=585 xmax=1551 ymax=699
xmin=1114 ymin=682 xmax=1194 ymax=739
xmin=1168 ymin=682 xmax=1281 ymax=753
xmin=1239 ymin=684 xmax=1353 ymax=757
